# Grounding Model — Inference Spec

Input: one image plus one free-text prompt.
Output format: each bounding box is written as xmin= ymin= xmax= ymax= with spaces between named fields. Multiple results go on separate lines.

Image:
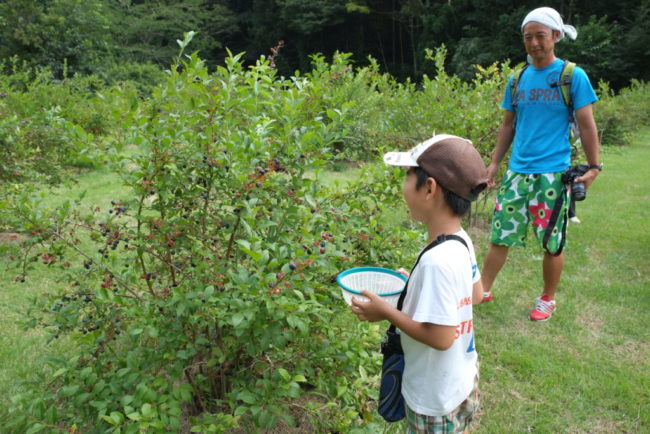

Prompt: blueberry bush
xmin=4 ymin=38 xmax=420 ymax=433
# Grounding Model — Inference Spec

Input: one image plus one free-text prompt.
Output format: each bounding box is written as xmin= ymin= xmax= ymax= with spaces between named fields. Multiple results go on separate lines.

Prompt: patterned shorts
xmin=489 ymin=170 xmax=569 ymax=252
xmin=405 ymin=374 xmax=480 ymax=434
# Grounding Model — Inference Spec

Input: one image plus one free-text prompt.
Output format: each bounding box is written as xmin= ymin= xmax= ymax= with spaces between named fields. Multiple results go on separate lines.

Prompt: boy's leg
xmin=405 ymin=372 xmax=479 ymax=433
xmin=481 ymin=243 xmax=509 ymax=294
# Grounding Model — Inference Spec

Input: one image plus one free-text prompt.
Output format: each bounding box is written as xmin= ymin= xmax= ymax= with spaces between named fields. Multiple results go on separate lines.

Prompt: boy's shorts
xmin=489 ymin=170 xmax=569 ymax=253
xmin=405 ymin=374 xmax=479 ymax=434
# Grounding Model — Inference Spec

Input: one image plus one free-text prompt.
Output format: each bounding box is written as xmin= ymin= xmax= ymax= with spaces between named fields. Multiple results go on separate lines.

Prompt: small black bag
xmin=377 ymin=234 xmax=469 ymax=422
xmin=378 ymin=330 xmax=405 ymax=421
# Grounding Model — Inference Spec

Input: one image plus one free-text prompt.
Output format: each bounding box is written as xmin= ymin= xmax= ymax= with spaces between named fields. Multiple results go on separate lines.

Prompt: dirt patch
xmin=0 ymin=232 xmax=29 ymax=245
xmin=612 ymin=340 xmax=650 ymax=367
xmin=574 ymin=302 xmax=605 ymax=339
xmin=566 ymin=416 xmax=630 ymax=433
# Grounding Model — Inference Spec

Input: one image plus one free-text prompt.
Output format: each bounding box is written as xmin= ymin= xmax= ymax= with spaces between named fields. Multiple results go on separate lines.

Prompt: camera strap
xmin=543 ymin=184 xmax=570 ymax=257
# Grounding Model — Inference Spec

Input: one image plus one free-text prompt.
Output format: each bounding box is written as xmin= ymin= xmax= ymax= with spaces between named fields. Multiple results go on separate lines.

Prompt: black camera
xmin=562 ymin=164 xmax=589 ymax=201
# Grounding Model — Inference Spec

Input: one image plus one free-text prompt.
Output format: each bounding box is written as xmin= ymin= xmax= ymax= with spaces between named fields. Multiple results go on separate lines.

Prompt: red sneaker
xmin=530 ymin=294 xmax=556 ymax=321
xmin=481 ymin=292 xmax=493 ymax=303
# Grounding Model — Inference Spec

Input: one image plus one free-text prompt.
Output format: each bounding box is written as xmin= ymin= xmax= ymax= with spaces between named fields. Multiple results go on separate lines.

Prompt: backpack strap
xmin=551 ymin=60 xmax=576 ymax=124
xmin=510 ymin=64 xmax=529 ymax=131
xmin=510 ymin=64 xmax=529 ymax=110
xmin=388 ymin=234 xmax=469 ymax=333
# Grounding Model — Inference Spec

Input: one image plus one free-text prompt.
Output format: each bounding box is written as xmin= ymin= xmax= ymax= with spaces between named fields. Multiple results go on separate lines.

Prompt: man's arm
xmin=486 ymin=110 xmax=516 ymax=187
xmin=351 ymin=291 xmax=456 ymax=350
xmin=574 ymin=104 xmax=601 ymax=188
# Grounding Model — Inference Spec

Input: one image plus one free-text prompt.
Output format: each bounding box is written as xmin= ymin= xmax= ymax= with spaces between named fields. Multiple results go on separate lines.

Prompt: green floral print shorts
xmin=489 ymin=170 xmax=569 ymax=252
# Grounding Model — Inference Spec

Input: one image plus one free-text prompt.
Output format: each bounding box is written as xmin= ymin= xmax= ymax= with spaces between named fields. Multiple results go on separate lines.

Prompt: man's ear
xmin=553 ymin=30 xmax=561 ymax=42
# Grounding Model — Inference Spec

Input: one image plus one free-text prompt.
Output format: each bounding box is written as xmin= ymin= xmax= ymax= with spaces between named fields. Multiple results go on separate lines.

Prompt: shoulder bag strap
xmin=388 ymin=234 xmax=469 ymax=333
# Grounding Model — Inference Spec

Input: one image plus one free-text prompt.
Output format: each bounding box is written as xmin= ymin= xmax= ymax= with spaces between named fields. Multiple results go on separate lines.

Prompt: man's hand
xmin=350 ymin=290 xmax=392 ymax=322
xmin=486 ymin=162 xmax=500 ymax=188
xmin=575 ymin=168 xmax=599 ymax=189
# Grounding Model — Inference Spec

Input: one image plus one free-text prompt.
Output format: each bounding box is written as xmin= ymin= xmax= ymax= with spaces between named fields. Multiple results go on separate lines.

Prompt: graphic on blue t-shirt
xmin=466 ymin=332 xmax=475 ymax=353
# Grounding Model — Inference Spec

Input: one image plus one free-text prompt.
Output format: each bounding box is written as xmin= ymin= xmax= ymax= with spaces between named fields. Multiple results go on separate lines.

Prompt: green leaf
xmin=292 ymin=374 xmax=307 ymax=383
xmin=145 ymin=325 xmax=158 ymax=338
xmin=234 ymin=406 xmax=249 ymax=416
xmin=237 ymin=390 xmax=257 ymax=404
xmin=231 ymin=313 xmax=245 ymax=328
xmin=74 ymin=392 xmax=91 ymax=405
xmin=59 ymin=385 xmax=79 ymax=397
xmin=141 ymin=403 xmax=153 ymax=417
xmin=52 ymin=368 xmax=68 ymax=378
xmin=25 ymin=424 xmax=45 ymax=434
xmin=239 ymin=246 xmax=262 ymax=261
xmin=101 ymin=415 xmax=118 ymax=426
xmin=110 ymin=411 xmax=124 ymax=424
xmin=127 ymin=412 xmax=142 ymax=421
xmin=277 ymin=368 xmax=291 ymax=381
xmin=120 ymin=395 xmax=133 ymax=407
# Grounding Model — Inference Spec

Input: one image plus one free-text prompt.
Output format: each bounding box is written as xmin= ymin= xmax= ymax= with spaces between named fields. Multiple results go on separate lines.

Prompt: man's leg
xmin=542 ymin=251 xmax=564 ymax=299
xmin=530 ymin=251 xmax=563 ymax=321
xmin=481 ymin=243 xmax=510 ymax=294
xmin=530 ymin=172 xmax=568 ymax=320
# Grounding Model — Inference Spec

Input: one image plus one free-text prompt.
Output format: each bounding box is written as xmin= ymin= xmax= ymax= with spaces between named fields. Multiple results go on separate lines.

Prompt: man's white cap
xmin=383 ymin=134 xmax=487 ymax=201
xmin=521 ymin=7 xmax=577 ymax=41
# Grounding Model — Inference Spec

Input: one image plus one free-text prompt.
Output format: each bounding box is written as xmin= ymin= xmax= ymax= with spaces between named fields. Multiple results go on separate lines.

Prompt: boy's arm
xmin=472 ymin=280 xmax=484 ymax=304
xmin=351 ymin=291 xmax=456 ymax=351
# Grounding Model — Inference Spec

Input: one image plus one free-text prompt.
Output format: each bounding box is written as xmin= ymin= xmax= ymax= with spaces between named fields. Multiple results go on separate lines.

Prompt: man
xmin=481 ymin=7 xmax=601 ymax=321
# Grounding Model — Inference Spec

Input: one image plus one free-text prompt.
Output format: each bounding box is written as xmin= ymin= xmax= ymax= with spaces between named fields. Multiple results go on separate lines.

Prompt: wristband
xmin=588 ymin=164 xmax=603 ymax=171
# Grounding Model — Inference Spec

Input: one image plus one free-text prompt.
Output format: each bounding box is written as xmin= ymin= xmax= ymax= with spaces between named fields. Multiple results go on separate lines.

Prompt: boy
xmin=351 ymin=134 xmax=487 ymax=433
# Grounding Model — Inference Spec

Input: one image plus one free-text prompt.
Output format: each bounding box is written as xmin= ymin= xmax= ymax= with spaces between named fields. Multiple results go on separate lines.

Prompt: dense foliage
xmin=0 ymin=0 xmax=648 ymax=89
xmin=1 ymin=33 xmax=649 ymax=431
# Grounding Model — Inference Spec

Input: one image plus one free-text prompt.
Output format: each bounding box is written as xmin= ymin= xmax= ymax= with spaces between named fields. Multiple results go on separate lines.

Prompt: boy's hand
xmin=350 ymin=290 xmax=391 ymax=322
xmin=396 ymin=267 xmax=410 ymax=278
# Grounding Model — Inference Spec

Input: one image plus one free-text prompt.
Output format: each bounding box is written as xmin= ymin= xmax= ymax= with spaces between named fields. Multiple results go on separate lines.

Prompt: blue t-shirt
xmin=501 ymin=59 xmax=598 ymax=174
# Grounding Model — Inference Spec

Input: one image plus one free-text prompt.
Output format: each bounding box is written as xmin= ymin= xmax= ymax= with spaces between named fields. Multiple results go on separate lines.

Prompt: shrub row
xmin=2 ymin=41 xmax=648 ymax=432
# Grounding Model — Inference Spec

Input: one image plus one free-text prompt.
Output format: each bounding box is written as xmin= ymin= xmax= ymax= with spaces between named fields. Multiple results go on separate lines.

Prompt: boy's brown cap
xmin=383 ymin=134 xmax=488 ymax=201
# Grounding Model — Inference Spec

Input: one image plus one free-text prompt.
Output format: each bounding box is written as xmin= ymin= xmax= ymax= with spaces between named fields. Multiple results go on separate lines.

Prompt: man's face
xmin=523 ymin=21 xmax=559 ymax=64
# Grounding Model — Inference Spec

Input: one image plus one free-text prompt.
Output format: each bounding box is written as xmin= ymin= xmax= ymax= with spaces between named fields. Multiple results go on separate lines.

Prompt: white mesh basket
xmin=336 ymin=267 xmax=407 ymax=307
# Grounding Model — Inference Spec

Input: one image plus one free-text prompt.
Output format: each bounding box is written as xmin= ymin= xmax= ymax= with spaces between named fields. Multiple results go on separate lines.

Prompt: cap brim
xmin=383 ymin=152 xmax=418 ymax=167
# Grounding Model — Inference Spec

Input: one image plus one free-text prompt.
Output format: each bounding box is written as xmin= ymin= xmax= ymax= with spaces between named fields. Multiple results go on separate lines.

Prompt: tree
xmin=0 ymin=0 xmax=114 ymax=77
xmin=112 ymin=0 xmax=238 ymax=67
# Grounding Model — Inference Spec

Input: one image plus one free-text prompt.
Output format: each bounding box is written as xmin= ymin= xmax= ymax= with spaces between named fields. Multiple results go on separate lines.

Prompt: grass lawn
xmin=471 ymin=129 xmax=650 ymax=433
xmin=1 ymin=130 xmax=648 ymax=432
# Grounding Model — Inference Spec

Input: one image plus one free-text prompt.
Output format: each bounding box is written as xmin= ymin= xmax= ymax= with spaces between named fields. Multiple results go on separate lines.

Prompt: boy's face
xmin=402 ymin=168 xmax=429 ymax=223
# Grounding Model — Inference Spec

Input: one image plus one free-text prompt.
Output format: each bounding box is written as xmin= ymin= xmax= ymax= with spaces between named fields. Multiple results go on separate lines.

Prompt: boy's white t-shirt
xmin=399 ymin=229 xmax=479 ymax=416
